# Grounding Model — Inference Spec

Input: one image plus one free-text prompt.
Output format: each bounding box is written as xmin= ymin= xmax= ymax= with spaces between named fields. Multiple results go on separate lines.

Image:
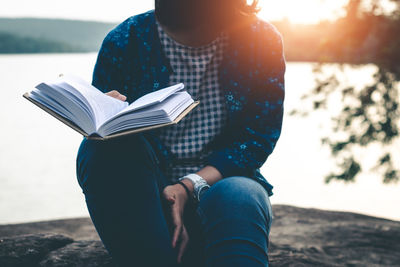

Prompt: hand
xmin=105 ymin=90 xmax=127 ymax=101
xmin=162 ymin=184 xmax=190 ymax=264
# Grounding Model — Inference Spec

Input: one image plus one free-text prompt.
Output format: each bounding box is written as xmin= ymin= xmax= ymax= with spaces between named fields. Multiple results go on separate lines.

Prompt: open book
xmin=23 ymin=75 xmax=199 ymax=140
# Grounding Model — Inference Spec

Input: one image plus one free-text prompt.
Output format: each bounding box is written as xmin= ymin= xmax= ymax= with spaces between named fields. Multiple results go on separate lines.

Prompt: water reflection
xmin=0 ymin=55 xmax=398 ymax=224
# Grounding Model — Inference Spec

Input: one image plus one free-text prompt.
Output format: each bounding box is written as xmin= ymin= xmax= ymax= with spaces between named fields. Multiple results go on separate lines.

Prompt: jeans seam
xmin=141 ymin=135 xmax=160 ymax=167
xmin=195 ymin=205 xmax=207 ymax=227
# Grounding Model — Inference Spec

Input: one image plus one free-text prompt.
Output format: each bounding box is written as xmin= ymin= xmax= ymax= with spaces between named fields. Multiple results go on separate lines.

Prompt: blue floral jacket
xmin=92 ymin=10 xmax=286 ymax=196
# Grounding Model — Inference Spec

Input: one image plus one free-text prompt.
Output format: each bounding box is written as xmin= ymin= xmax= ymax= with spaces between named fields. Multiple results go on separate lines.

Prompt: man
xmin=76 ymin=0 xmax=285 ymax=266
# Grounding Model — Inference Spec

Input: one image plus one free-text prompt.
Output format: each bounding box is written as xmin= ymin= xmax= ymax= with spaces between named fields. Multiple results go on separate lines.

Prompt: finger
xmin=171 ymin=204 xmax=183 ymax=247
xmin=166 ymin=194 xmax=175 ymax=203
xmin=172 ymin=224 xmax=182 ymax=248
xmin=162 ymin=191 xmax=175 ymax=203
xmin=117 ymin=94 xmax=127 ymax=101
xmin=177 ymin=228 xmax=189 ymax=263
xmin=106 ymin=90 xmax=118 ymax=96
xmin=106 ymin=91 xmax=127 ymax=101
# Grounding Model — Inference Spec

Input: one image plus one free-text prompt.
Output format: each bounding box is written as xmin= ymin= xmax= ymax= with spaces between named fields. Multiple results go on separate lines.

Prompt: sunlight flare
xmin=257 ymin=0 xmax=348 ymax=24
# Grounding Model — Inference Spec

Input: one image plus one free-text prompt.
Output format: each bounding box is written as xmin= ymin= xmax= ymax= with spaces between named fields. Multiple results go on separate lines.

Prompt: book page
xmin=30 ymin=89 xmax=95 ymax=134
xmin=60 ymin=74 xmax=128 ymax=128
xmin=35 ymin=83 xmax=96 ymax=133
xmin=96 ymin=92 xmax=192 ymax=136
xmin=122 ymin=83 xmax=184 ymax=112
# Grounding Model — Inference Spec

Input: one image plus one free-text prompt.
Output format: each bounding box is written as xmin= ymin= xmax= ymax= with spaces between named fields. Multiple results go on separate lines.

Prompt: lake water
xmin=0 ymin=53 xmax=399 ymax=224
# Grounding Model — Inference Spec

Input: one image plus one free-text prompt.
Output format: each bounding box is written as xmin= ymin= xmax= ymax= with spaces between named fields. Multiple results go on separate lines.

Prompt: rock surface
xmin=0 ymin=205 xmax=399 ymax=266
xmin=39 ymin=240 xmax=113 ymax=267
xmin=268 ymin=206 xmax=400 ymax=266
xmin=0 ymin=234 xmax=73 ymax=267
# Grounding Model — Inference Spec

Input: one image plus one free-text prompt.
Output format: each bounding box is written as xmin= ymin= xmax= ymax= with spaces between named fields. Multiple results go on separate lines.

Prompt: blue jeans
xmin=76 ymin=133 xmax=273 ymax=267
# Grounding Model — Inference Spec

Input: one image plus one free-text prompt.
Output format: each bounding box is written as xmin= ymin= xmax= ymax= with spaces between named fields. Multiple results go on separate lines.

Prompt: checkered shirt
xmin=155 ymin=21 xmax=228 ymax=183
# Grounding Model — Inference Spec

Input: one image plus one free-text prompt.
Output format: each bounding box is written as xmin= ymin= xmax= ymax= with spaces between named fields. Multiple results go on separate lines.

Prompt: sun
xmin=256 ymin=0 xmax=348 ymax=24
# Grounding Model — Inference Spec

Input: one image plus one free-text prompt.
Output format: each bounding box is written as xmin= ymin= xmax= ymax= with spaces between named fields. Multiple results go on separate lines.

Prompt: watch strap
xmin=178 ymin=173 xmax=204 ymax=184
xmin=178 ymin=173 xmax=210 ymax=202
xmin=176 ymin=181 xmax=191 ymax=200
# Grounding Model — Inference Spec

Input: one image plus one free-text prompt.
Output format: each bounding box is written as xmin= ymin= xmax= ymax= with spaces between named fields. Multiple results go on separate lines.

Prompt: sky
xmin=0 ymin=0 xmax=350 ymax=24
xmin=1 ymin=0 xmax=397 ymax=24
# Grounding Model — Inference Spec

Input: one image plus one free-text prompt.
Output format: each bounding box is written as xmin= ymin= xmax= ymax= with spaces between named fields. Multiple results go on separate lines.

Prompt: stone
xmin=39 ymin=240 xmax=112 ymax=267
xmin=1 ymin=205 xmax=399 ymax=266
xmin=0 ymin=233 xmax=73 ymax=267
xmin=269 ymin=205 xmax=400 ymax=266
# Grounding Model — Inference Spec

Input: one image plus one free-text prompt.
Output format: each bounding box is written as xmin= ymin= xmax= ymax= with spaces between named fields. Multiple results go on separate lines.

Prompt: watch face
xmin=197 ymin=185 xmax=210 ymax=201
xmin=198 ymin=186 xmax=209 ymax=201
xmin=200 ymin=186 xmax=210 ymax=194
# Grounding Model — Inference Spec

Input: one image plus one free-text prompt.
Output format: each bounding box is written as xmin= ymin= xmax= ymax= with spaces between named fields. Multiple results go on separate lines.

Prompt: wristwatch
xmin=178 ymin=173 xmax=210 ymax=202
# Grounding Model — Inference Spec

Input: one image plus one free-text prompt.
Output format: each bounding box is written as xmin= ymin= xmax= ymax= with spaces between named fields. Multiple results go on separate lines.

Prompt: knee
xmin=201 ymin=176 xmax=269 ymax=208
xmin=75 ymin=134 xmax=156 ymax=190
xmin=77 ymin=134 xmax=141 ymax=161
xmin=76 ymin=134 xmax=151 ymax=171
xmin=197 ymin=177 xmax=273 ymax=260
xmin=199 ymin=176 xmax=272 ymax=223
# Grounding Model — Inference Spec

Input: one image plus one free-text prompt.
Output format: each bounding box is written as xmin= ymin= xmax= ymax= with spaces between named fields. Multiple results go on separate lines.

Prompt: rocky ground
xmin=1 ymin=205 xmax=399 ymax=266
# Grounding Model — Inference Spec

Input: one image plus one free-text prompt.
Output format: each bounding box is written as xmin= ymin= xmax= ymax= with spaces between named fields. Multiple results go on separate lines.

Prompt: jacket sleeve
xmin=205 ymin=25 xmax=286 ymax=178
xmin=91 ymin=28 xmax=127 ymax=95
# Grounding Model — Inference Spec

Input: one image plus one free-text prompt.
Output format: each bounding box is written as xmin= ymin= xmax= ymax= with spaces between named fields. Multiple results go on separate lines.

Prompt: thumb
xmin=165 ymin=194 xmax=176 ymax=204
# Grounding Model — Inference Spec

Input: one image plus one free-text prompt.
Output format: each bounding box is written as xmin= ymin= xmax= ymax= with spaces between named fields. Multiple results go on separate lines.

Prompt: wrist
xmin=178 ymin=173 xmax=210 ymax=202
xmin=180 ymin=178 xmax=194 ymax=194
xmin=176 ymin=181 xmax=192 ymax=202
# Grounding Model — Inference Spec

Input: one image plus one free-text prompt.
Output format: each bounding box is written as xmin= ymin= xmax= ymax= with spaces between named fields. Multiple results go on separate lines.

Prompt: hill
xmin=0 ymin=32 xmax=84 ymax=53
xmin=0 ymin=18 xmax=117 ymax=52
xmin=0 ymin=13 xmax=398 ymax=65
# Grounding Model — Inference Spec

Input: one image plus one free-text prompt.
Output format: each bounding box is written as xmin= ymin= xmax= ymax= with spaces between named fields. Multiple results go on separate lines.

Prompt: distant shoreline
xmin=0 ymin=52 xmax=97 ymax=56
xmin=0 ymin=53 xmax=375 ymax=65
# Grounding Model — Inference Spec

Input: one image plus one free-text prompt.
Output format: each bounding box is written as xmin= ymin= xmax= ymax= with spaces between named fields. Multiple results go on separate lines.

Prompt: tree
xmin=295 ymin=0 xmax=400 ymax=183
